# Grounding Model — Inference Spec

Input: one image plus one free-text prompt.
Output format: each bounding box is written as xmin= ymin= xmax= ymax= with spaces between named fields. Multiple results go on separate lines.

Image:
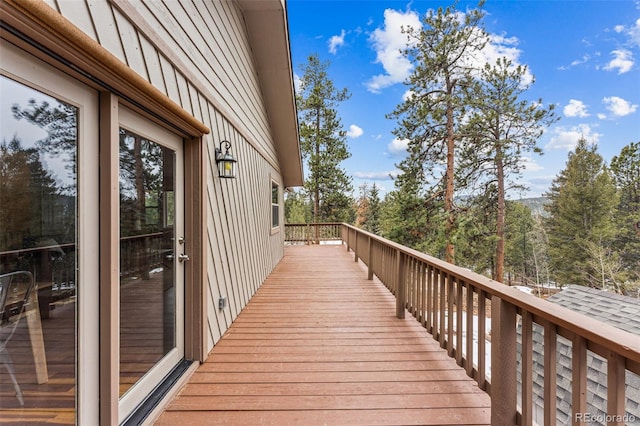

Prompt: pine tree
xmin=284 ymin=189 xmax=311 ymax=224
xmin=463 ymin=57 xmax=558 ymax=282
xmin=610 ymin=141 xmax=640 ymax=290
xmin=296 ymin=53 xmax=353 ymax=223
xmin=365 ymin=183 xmax=382 ymax=234
xmin=387 ymin=1 xmax=487 ymax=264
xmin=544 ymin=139 xmax=618 ymax=287
xmin=380 ymin=170 xmax=430 ymax=251
xmin=355 ymin=183 xmax=371 ymax=229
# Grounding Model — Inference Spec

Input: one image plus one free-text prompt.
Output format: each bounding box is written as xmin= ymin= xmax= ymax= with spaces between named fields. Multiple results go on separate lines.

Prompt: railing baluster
xmin=367 ymin=236 xmax=373 ymax=280
xmin=466 ymin=283 xmax=474 ymax=377
xmin=396 ymin=250 xmax=405 ymax=319
xmin=478 ymin=289 xmax=486 ymax=391
xmin=420 ymin=262 xmax=427 ymax=326
xmin=456 ymin=278 xmax=463 ymax=366
xmin=426 ymin=264 xmax=433 ymax=332
xmin=439 ymin=271 xmax=446 ymax=348
xmin=432 ymin=266 xmax=438 ymax=337
xmin=571 ymin=335 xmax=587 ymax=426
xmin=447 ymin=275 xmax=455 ymax=357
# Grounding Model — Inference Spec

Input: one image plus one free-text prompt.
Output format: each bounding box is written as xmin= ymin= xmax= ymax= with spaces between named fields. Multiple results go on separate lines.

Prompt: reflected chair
xmin=0 ymin=270 xmax=35 ymax=406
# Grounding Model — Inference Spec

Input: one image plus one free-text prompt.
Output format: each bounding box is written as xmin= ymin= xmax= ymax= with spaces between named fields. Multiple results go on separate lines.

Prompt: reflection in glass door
xmin=118 ymin=110 xmax=184 ymax=418
xmin=0 ymin=75 xmax=78 ymax=421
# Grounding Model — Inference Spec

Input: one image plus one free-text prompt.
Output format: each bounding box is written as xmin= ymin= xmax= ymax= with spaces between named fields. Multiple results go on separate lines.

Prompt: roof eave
xmin=237 ymin=0 xmax=303 ymax=188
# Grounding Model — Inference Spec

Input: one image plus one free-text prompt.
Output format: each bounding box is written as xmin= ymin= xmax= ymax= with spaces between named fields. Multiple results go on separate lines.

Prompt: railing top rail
xmin=284 ymin=222 xmax=343 ymax=226
xmin=341 ymin=223 xmax=640 ymax=364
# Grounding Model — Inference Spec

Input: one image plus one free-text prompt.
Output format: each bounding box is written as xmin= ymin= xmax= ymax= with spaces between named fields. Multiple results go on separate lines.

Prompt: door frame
xmin=116 ymin=106 xmax=186 ymax=422
xmin=99 ymin=96 xmax=206 ymax=425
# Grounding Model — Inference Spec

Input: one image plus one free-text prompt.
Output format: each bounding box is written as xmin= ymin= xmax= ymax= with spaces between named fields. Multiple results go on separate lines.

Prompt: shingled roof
xmin=516 ymin=285 xmax=640 ymax=425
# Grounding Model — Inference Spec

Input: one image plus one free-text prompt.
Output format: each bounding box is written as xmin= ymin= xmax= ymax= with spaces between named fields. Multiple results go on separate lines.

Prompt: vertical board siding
xmin=112 ymin=0 xmax=278 ymax=165
xmin=52 ymin=0 xmax=289 ymax=352
xmin=141 ymin=38 xmax=166 ymax=95
xmin=57 ymin=0 xmax=97 ymax=41
xmin=87 ymin=0 xmax=126 ymax=61
xmin=112 ymin=8 xmax=148 ymax=81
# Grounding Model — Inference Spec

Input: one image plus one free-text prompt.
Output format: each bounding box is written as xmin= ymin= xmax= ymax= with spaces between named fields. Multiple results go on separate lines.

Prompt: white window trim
xmin=270 ymin=178 xmax=281 ymax=234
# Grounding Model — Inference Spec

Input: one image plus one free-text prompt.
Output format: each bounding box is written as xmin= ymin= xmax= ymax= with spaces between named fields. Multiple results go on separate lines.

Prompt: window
xmin=271 ymin=181 xmax=280 ymax=229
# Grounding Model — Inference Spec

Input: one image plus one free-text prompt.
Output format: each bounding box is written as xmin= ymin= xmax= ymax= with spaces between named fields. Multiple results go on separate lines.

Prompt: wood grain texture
xmin=156 ymin=245 xmax=490 ymax=425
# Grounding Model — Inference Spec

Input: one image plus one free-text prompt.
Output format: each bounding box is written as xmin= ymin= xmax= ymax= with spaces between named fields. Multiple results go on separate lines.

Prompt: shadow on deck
xmin=156 ymin=244 xmax=490 ymax=425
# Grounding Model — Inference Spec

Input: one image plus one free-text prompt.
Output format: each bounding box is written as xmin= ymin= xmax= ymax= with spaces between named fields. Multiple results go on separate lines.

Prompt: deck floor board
xmin=155 ymin=245 xmax=490 ymax=425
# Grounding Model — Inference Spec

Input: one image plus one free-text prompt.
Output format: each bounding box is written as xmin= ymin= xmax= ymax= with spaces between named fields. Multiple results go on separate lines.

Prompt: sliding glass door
xmin=1 ymin=40 xmax=99 ymax=424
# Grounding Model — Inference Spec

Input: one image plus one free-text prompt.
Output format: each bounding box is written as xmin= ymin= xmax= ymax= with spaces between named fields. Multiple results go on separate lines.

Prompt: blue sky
xmin=287 ymin=0 xmax=640 ymax=199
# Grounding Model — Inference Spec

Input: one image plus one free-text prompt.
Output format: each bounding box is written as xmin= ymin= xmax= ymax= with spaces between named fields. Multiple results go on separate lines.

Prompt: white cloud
xmin=293 ymin=72 xmax=302 ymax=93
xmin=353 ymin=170 xmax=399 ymax=180
xmin=328 ymin=30 xmax=346 ymax=54
xmin=366 ymin=9 xmax=536 ymax=92
xmin=603 ymin=96 xmax=638 ymax=117
xmin=366 ymin=9 xmax=422 ymax=93
xmin=346 ymin=124 xmax=364 ymax=138
xmin=520 ymin=156 xmax=544 ymax=172
xmin=603 ymin=49 xmax=634 ymax=74
xmin=597 ymin=113 xmax=607 ymax=120
xmin=616 ymin=18 xmax=640 ymax=46
xmin=631 ymin=18 xmax=640 ymax=46
xmin=387 ymin=137 xmax=409 ymax=155
xmin=463 ymin=32 xmax=534 ymax=86
xmin=402 ymin=89 xmax=415 ymax=102
xmin=559 ymin=54 xmax=591 ymax=70
xmin=546 ymin=124 xmax=602 ymax=151
xmin=563 ymin=99 xmax=590 ymax=118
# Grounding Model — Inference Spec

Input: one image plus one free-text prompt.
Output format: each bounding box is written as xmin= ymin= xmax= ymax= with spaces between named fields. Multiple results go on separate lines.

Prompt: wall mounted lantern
xmin=215 ymin=140 xmax=237 ymax=179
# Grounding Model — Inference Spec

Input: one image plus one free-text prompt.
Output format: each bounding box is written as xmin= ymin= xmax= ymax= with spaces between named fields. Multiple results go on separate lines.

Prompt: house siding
xmin=48 ymin=0 xmax=287 ymax=350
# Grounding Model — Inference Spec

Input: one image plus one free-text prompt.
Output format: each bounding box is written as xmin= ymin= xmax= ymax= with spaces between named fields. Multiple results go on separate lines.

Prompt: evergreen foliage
xmin=463 ymin=57 xmax=558 ymax=282
xmin=284 ymin=189 xmax=312 ymax=224
xmin=544 ymin=139 xmax=618 ymax=288
xmin=386 ymin=0 xmax=487 ymax=264
xmin=296 ymin=53 xmax=353 ymax=223
xmin=610 ymin=141 xmax=640 ymax=290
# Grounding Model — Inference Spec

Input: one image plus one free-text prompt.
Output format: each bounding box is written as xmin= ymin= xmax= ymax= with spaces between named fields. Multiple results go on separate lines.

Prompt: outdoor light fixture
xmin=215 ymin=140 xmax=237 ymax=179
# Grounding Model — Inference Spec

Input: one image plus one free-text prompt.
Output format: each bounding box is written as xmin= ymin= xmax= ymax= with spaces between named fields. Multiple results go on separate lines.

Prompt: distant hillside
xmin=515 ymin=197 xmax=550 ymax=216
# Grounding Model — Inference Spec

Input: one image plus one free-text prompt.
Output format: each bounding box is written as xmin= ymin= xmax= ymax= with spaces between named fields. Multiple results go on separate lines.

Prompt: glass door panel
xmin=0 ymin=75 xmax=78 ymax=422
xmin=118 ymin=108 xmax=184 ymax=419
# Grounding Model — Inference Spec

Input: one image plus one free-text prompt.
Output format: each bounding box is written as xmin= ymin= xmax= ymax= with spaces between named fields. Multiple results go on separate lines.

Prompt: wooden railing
xmin=341 ymin=223 xmax=640 ymax=425
xmin=284 ymin=223 xmax=342 ymax=244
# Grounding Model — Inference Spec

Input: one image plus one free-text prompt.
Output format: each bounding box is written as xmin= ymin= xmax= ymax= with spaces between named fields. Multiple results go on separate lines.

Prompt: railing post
xmin=346 ymin=227 xmax=350 ymax=252
xmin=395 ymin=250 xmax=405 ymax=319
xmin=607 ymin=352 xmax=626 ymax=426
xmin=354 ymin=229 xmax=358 ymax=262
xmin=367 ymin=236 xmax=373 ymax=280
xmin=491 ymin=297 xmax=517 ymax=425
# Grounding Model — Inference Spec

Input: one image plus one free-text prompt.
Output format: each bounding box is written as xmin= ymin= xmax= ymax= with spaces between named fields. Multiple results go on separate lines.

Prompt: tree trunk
xmin=444 ymin=95 xmax=456 ymax=264
xmin=495 ymin=145 xmax=505 ymax=283
xmin=314 ymin=106 xmax=320 ymax=243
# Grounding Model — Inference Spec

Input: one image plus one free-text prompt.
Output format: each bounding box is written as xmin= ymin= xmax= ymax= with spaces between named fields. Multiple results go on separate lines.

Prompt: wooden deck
xmin=156 ymin=244 xmax=490 ymax=425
